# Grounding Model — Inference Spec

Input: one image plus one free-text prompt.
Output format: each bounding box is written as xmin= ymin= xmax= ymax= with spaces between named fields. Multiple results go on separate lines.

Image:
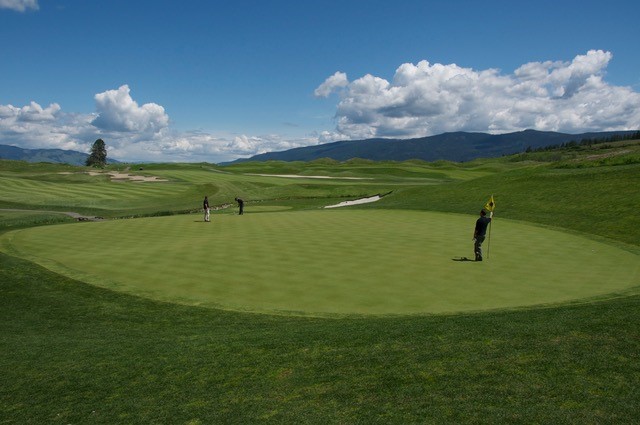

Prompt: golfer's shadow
xmin=452 ymin=256 xmax=475 ymax=262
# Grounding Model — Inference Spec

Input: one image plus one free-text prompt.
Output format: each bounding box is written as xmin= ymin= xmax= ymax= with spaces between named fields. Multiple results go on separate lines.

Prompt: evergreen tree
xmin=86 ymin=139 xmax=107 ymax=167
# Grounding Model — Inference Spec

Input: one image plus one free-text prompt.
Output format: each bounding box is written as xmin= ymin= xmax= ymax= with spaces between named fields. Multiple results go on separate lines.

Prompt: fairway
xmin=1 ymin=209 xmax=638 ymax=315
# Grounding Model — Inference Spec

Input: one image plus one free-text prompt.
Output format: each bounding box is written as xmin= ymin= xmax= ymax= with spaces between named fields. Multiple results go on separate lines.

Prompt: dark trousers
xmin=474 ymin=235 xmax=486 ymax=260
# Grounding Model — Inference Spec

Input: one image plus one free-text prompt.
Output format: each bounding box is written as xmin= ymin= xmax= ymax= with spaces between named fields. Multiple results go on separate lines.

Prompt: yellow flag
xmin=484 ymin=195 xmax=495 ymax=212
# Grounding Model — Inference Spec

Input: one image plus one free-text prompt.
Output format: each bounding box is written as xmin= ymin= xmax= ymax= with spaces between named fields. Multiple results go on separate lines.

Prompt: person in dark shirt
xmin=473 ymin=209 xmax=493 ymax=261
xmin=203 ymin=196 xmax=210 ymax=222
xmin=235 ymin=197 xmax=244 ymax=215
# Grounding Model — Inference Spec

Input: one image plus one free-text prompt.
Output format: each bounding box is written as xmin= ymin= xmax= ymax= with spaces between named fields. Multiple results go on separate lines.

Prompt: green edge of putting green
xmin=1 ymin=209 xmax=638 ymax=317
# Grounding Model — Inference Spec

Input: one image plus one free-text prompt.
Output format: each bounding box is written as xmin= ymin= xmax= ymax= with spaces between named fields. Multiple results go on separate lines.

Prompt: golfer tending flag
xmin=484 ymin=195 xmax=496 ymax=212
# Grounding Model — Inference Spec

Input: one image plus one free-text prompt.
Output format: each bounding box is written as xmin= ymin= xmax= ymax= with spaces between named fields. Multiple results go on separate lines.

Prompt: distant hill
xmin=0 ymin=144 xmax=119 ymax=165
xmin=226 ymin=129 xmax=640 ymax=164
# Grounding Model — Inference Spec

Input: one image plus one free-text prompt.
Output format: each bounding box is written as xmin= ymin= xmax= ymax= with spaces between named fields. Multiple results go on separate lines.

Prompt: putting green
xmin=1 ymin=210 xmax=638 ymax=316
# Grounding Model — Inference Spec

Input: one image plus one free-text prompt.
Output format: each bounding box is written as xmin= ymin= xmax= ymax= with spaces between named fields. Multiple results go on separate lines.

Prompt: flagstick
xmin=486 ymin=219 xmax=492 ymax=260
xmin=486 ymin=194 xmax=493 ymax=260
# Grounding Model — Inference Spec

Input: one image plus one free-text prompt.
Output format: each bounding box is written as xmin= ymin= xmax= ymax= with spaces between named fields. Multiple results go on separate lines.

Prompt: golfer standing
xmin=473 ymin=209 xmax=492 ymax=261
xmin=203 ymin=196 xmax=210 ymax=222
xmin=235 ymin=197 xmax=244 ymax=215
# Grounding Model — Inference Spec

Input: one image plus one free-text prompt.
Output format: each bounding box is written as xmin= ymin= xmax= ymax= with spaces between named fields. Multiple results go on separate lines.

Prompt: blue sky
xmin=1 ymin=0 xmax=639 ymax=163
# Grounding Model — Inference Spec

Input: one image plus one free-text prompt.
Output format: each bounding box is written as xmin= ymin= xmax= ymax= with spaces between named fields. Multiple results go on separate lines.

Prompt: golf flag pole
xmin=484 ymin=195 xmax=495 ymax=259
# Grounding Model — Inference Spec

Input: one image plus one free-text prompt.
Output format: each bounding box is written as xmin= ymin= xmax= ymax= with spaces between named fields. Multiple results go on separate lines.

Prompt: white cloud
xmin=0 ymin=0 xmax=38 ymax=12
xmin=2 ymin=51 xmax=638 ymax=165
xmin=0 ymin=85 xmax=316 ymax=163
xmin=97 ymin=130 xmax=316 ymax=163
xmin=92 ymin=85 xmax=169 ymax=133
xmin=318 ymin=50 xmax=640 ymax=139
xmin=0 ymin=102 xmax=94 ymax=152
xmin=0 ymin=102 xmax=59 ymax=130
xmin=314 ymin=72 xmax=349 ymax=98
xmin=16 ymin=101 xmax=61 ymax=122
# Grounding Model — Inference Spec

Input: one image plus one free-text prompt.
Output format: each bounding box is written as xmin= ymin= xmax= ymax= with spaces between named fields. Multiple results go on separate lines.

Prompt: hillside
xmin=0 ymin=144 xmax=119 ymax=165
xmin=0 ymin=144 xmax=88 ymax=165
xmin=1 ymin=143 xmax=639 ymax=423
xmin=228 ymin=129 xmax=639 ymax=164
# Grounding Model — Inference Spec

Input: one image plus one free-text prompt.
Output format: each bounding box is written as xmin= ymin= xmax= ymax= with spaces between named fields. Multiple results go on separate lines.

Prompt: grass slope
xmin=1 ymin=144 xmax=639 ymax=423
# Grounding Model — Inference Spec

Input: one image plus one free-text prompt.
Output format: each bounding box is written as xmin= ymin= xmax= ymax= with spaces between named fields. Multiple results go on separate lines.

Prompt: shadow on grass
xmin=452 ymin=256 xmax=475 ymax=262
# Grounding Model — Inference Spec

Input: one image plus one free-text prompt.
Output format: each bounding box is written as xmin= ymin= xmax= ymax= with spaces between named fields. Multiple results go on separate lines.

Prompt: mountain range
xmin=2 ymin=129 xmax=638 ymax=165
xmin=0 ymin=144 xmax=120 ymax=166
xmin=0 ymin=144 xmax=89 ymax=166
xmin=228 ymin=129 xmax=639 ymax=164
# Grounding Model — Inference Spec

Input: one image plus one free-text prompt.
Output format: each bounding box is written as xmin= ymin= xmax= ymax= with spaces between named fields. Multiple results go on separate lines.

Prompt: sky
xmin=1 ymin=0 xmax=639 ymax=163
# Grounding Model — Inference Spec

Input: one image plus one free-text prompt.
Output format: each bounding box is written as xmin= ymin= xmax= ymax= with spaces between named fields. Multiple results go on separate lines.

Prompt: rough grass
xmin=0 ymin=210 xmax=73 ymax=229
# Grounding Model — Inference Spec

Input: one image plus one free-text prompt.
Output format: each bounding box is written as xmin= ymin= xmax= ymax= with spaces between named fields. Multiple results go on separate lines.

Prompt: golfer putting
xmin=235 ymin=197 xmax=244 ymax=215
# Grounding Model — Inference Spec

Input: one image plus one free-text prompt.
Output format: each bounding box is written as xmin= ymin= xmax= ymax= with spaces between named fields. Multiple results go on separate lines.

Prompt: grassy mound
xmin=2 ymin=143 xmax=640 ymax=423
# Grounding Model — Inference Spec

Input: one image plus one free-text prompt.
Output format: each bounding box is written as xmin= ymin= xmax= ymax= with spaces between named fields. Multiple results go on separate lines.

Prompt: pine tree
xmin=86 ymin=139 xmax=107 ymax=167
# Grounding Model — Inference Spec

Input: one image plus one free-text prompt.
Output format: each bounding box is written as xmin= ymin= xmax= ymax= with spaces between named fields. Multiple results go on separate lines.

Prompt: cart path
xmin=0 ymin=209 xmax=106 ymax=221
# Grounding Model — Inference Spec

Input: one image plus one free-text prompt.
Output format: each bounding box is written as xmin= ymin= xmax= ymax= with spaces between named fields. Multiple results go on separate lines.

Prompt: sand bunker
xmin=85 ymin=171 xmax=168 ymax=182
xmin=325 ymin=195 xmax=381 ymax=208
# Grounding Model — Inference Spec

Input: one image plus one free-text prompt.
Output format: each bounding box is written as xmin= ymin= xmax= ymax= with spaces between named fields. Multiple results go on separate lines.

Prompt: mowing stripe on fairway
xmin=0 ymin=175 xmax=190 ymax=210
xmin=1 ymin=210 xmax=638 ymax=316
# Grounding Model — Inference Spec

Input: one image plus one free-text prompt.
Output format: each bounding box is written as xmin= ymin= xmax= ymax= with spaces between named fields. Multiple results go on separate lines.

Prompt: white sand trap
xmin=107 ymin=172 xmax=168 ymax=182
xmin=83 ymin=171 xmax=168 ymax=182
xmin=325 ymin=195 xmax=381 ymax=208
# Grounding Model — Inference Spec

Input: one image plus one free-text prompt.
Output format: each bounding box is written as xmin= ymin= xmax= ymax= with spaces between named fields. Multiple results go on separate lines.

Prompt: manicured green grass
xmin=0 ymin=161 xmax=415 ymax=216
xmin=2 ymin=210 xmax=638 ymax=315
xmin=375 ymin=162 xmax=640 ymax=247
xmin=1 ymin=148 xmax=640 ymax=423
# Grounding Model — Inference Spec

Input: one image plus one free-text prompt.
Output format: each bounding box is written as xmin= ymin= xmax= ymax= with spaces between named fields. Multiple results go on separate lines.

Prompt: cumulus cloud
xmin=97 ymin=130 xmax=316 ymax=163
xmin=314 ymin=72 xmax=349 ymax=97
xmin=317 ymin=50 xmax=640 ymax=140
xmin=0 ymin=102 xmax=61 ymax=122
xmin=0 ymin=0 xmax=38 ymax=12
xmin=0 ymin=101 xmax=94 ymax=152
xmin=0 ymin=84 xmax=316 ymax=163
xmin=2 ymin=51 xmax=638 ymax=164
xmin=92 ymin=85 xmax=169 ymax=133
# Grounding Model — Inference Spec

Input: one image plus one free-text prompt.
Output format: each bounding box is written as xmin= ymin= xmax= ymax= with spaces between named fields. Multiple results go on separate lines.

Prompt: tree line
xmin=525 ymin=131 xmax=640 ymax=153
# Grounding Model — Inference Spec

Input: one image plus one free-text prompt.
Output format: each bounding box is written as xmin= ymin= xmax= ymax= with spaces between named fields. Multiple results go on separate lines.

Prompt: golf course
xmin=1 ymin=140 xmax=640 ymax=423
